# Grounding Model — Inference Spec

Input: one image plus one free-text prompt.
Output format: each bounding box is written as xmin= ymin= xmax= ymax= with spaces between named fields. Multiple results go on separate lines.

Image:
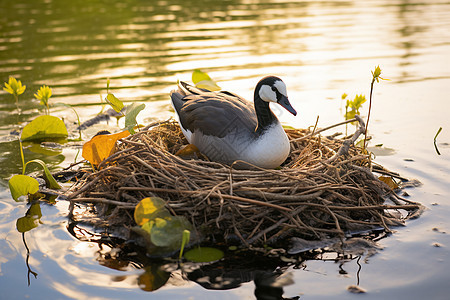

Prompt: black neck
xmin=254 ymin=94 xmax=277 ymax=133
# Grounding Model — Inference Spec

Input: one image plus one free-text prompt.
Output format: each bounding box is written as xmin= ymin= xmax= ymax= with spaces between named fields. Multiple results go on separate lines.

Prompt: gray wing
xmin=170 ymin=82 xmax=257 ymax=138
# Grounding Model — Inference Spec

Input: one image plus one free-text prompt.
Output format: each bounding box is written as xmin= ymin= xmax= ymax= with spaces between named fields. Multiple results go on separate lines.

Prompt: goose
xmin=170 ymin=76 xmax=297 ymax=169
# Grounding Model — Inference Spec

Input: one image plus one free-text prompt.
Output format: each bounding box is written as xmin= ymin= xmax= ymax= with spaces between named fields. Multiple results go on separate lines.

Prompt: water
xmin=1 ymin=0 xmax=450 ymax=299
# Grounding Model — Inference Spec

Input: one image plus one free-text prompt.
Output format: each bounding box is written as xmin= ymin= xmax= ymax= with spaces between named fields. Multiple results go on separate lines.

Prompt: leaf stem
xmin=363 ymin=78 xmax=375 ymax=151
xmin=19 ymin=138 xmax=25 ymax=175
xmin=434 ymin=127 xmax=442 ymax=155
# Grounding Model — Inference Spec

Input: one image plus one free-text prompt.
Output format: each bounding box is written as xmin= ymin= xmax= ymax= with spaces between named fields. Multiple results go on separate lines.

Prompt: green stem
xmin=14 ymin=94 xmax=21 ymax=114
xmin=363 ymin=79 xmax=375 ymax=151
xmin=19 ymin=139 xmax=25 ymax=175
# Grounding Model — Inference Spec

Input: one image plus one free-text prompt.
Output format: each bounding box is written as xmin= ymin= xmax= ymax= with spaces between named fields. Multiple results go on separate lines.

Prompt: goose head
xmin=256 ymin=76 xmax=297 ymax=116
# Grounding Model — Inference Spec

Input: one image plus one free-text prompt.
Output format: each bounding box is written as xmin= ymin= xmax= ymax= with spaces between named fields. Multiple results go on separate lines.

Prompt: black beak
xmin=278 ymin=95 xmax=297 ymax=116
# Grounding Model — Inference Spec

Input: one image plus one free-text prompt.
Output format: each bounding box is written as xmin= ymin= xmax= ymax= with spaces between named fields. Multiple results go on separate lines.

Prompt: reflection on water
xmin=1 ymin=0 xmax=450 ymax=299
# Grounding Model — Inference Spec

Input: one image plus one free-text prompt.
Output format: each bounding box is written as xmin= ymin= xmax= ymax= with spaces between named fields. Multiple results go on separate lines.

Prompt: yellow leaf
xmin=133 ymin=197 xmax=169 ymax=226
xmin=378 ymin=176 xmax=399 ymax=190
xmin=192 ymin=69 xmax=213 ymax=84
xmin=82 ymin=130 xmax=130 ymax=165
xmin=105 ymin=93 xmax=124 ymax=113
xmin=192 ymin=69 xmax=221 ymax=91
xmin=195 ymin=80 xmax=221 ymax=91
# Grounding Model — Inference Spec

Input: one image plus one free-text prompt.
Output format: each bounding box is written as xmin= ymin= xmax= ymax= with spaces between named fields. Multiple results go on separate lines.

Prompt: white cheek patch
xmin=273 ymin=80 xmax=287 ymax=97
xmin=259 ymin=85 xmax=277 ymax=103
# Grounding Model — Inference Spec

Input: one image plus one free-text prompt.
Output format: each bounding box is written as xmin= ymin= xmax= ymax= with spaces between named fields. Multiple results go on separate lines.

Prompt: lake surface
xmin=1 ymin=0 xmax=450 ymax=299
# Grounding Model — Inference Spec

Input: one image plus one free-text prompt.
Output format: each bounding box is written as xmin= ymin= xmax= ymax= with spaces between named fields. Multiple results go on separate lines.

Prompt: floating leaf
xmin=24 ymin=159 xmax=61 ymax=189
xmin=105 ymin=93 xmax=124 ymax=113
xmin=82 ymin=130 xmax=130 ymax=165
xmin=21 ymin=115 xmax=68 ymax=142
xmin=16 ymin=203 xmax=42 ymax=233
xmin=378 ymin=176 xmax=399 ymax=190
xmin=149 ymin=215 xmax=193 ymax=248
xmin=184 ymin=247 xmax=224 ymax=263
xmin=192 ymin=69 xmax=221 ymax=91
xmin=9 ymin=175 xmax=40 ymax=201
xmin=125 ymin=103 xmax=145 ymax=134
xmin=134 ymin=197 xmax=169 ymax=226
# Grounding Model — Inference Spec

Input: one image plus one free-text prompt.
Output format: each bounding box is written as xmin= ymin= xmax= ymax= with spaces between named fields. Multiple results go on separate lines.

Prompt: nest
xmin=66 ymin=117 xmax=422 ymax=247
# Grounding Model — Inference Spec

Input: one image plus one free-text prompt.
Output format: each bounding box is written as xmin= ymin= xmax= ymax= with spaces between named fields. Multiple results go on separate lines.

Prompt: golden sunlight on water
xmin=1 ymin=0 xmax=450 ymax=299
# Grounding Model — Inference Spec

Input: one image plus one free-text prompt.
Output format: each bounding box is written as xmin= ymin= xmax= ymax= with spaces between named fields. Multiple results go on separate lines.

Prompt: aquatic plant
xmin=434 ymin=127 xmax=442 ymax=155
xmin=34 ymin=85 xmax=52 ymax=115
xmin=363 ymin=65 xmax=386 ymax=150
xmin=104 ymin=79 xmax=145 ymax=134
xmin=105 ymin=78 xmax=124 ymax=113
xmin=3 ymin=76 xmax=26 ymax=113
xmin=134 ymin=197 xmax=193 ymax=253
xmin=21 ymin=115 xmax=68 ymax=142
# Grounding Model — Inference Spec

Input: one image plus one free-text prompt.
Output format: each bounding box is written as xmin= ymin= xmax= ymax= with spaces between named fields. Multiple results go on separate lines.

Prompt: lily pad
xmin=184 ymin=247 xmax=224 ymax=263
xmin=21 ymin=115 xmax=68 ymax=142
xmin=8 ymin=174 xmax=40 ymax=201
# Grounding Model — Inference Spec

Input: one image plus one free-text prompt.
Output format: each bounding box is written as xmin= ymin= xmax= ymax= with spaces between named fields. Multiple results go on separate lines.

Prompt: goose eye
xmin=271 ymin=86 xmax=277 ymax=92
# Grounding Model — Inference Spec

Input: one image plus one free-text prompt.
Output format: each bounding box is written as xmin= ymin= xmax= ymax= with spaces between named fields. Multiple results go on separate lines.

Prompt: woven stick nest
xmin=66 ymin=116 xmax=422 ymax=247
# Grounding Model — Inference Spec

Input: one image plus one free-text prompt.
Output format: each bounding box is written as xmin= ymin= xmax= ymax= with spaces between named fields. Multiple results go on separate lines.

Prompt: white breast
xmin=242 ymin=122 xmax=290 ymax=168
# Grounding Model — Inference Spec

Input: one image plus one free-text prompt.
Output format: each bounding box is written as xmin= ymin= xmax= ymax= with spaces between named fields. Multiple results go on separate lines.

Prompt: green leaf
xmin=16 ymin=215 xmax=39 ymax=233
xmin=9 ymin=175 xmax=40 ymax=201
xmin=352 ymin=94 xmax=366 ymax=109
xmin=21 ymin=115 xmax=68 ymax=142
xmin=24 ymin=159 xmax=61 ymax=189
xmin=125 ymin=103 xmax=145 ymax=134
xmin=134 ymin=197 xmax=170 ymax=226
xmin=105 ymin=93 xmax=124 ymax=113
xmin=149 ymin=215 xmax=193 ymax=248
xmin=16 ymin=203 xmax=42 ymax=233
xmin=345 ymin=109 xmax=357 ymax=120
xmin=184 ymin=247 xmax=224 ymax=263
